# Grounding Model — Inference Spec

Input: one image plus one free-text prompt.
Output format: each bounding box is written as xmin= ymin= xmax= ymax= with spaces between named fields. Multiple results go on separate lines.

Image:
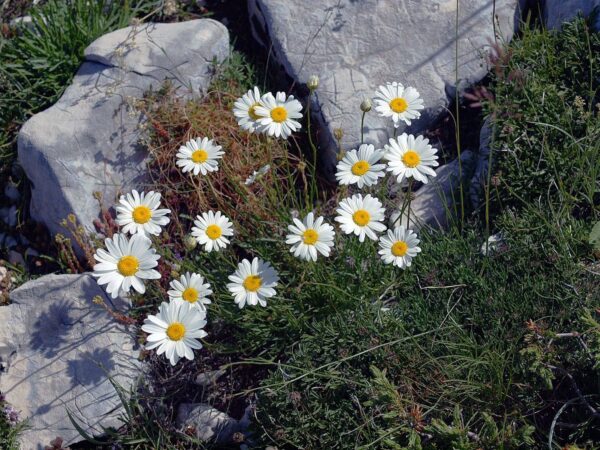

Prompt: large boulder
xmin=249 ymin=0 xmax=524 ymax=164
xmin=0 ymin=274 xmax=140 ymax=449
xmin=544 ymin=0 xmax=600 ymax=29
xmin=18 ymin=19 xmax=229 ymax=242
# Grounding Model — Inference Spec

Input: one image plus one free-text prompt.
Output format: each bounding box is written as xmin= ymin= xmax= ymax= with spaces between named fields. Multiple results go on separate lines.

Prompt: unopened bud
xmin=307 ymin=75 xmax=319 ymax=91
xmin=360 ymin=98 xmax=372 ymax=112
xmin=333 ymin=128 xmax=344 ymax=141
xmin=183 ymin=234 xmax=197 ymax=251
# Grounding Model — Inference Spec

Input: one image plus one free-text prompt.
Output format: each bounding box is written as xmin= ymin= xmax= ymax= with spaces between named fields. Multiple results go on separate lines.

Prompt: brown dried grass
xmin=140 ymin=83 xmax=304 ymax=251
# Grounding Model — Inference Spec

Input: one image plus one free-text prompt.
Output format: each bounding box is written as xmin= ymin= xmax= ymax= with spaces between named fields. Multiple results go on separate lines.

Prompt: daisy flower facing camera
xmin=233 ymin=86 xmax=265 ymax=133
xmin=335 ymin=143 xmax=386 ymax=189
xmin=374 ymin=82 xmax=424 ymax=127
xmin=254 ymin=91 xmax=303 ymax=139
xmin=176 ymin=137 xmax=224 ymax=176
xmin=92 ymin=233 xmax=161 ymax=298
xmin=286 ymin=212 xmax=335 ymax=261
xmin=116 ymin=190 xmax=171 ymax=236
xmin=384 ymin=133 xmax=439 ymax=184
xmin=191 ymin=211 xmax=234 ymax=252
xmin=141 ymin=300 xmax=207 ymax=366
xmin=335 ymin=194 xmax=386 ymax=242
xmin=378 ymin=226 xmax=421 ymax=269
xmin=227 ymin=257 xmax=279 ymax=308
xmin=168 ymin=272 xmax=213 ymax=310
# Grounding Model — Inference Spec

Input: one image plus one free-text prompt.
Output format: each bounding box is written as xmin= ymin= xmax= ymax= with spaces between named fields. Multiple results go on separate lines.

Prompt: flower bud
xmin=333 ymin=128 xmax=344 ymax=141
xmin=307 ymin=75 xmax=319 ymax=91
xmin=183 ymin=234 xmax=198 ymax=251
xmin=360 ymin=98 xmax=372 ymax=112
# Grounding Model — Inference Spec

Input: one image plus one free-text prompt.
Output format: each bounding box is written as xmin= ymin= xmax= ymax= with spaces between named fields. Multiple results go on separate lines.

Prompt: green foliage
xmin=589 ymin=221 xmax=600 ymax=250
xmin=251 ymin=210 xmax=599 ymax=448
xmin=487 ymin=16 xmax=600 ymax=217
xmin=0 ymin=0 xmax=156 ymax=163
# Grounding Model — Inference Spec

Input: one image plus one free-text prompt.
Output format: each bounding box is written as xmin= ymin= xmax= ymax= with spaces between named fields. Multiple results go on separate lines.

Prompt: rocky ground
xmin=1 ymin=0 xmax=598 ymax=448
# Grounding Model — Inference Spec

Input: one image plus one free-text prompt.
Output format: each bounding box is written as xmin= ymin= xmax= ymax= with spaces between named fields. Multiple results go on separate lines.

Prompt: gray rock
xmin=0 ymin=274 xmax=140 ymax=449
xmin=194 ymin=369 xmax=226 ymax=387
xmin=4 ymin=182 xmax=20 ymax=202
xmin=249 ymin=0 xmax=524 ymax=165
xmin=177 ymin=402 xmax=241 ymax=444
xmin=390 ymin=150 xmax=475 ymax=230
xmin=7 ymin=250 xmax=25 ymax=267
xmin=18 ymin=20 xmax=228 ymax=247
xmin=0 ymin=205 xmax=17 ymax=228
xmin=544 ymin=0 xmax=600 ymax=30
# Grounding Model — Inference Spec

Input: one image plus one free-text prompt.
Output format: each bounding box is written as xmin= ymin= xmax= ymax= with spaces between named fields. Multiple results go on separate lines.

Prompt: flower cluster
xmin=90 ymin=80 xmax=436 ymax=366
xmin=233 ymin=87 xmax=303 ymax=139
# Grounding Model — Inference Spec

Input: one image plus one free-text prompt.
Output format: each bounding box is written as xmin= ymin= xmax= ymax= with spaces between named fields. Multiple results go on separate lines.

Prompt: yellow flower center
xmin=351 ymin=160 xmax=370 ymax=176
xmin=205 ymin=224 xmax=222 ymax=240
xmin=389 ymin=97 xmax=408 ymax=113
xmin=182 ymin=287 xmax=199 ymax=303
xmin=166 ymin=322 xmax=186 ymax=341
xmin=270 ymin=106 xmax=288 ymax=123
xmin=117 ymin=255 xmax=139 ymax=277
xmin=391 ymin=241 xmax=408 ymax=257
xmin=132 ymin=205 xmax=152 ymax=224
xmin=402 ymin=150 xmax=421 ymax=168
xmin=248 ymin=103 xmax=261 ymax=120
xmin=352 ymin=209 xmax=371 ymax=227
xmin=191 ymin=149 xmax=208 ymax=163
xmin=302 ymin=229 xmax=319 ymax=245
xmin=243 ymin=275 xmax=262 ymax=292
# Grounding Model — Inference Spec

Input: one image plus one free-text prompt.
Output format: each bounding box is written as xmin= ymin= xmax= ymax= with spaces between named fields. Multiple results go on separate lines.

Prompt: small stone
xmin=8 ymin=251 xmax=25 ymax=267
xmin=480 ymin=233 xmax=506 ymax=256
xmin=177 ymin=403 xmax=241 ymax=444
xmin=194 ymin=369 xmax=226 ymax=387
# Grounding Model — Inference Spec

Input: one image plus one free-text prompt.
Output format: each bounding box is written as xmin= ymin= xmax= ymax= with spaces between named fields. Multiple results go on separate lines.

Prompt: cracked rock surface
xmin=17 ymin=20 xmax=228 ymax=243
xmin=249 ymin=0 xmax=523 ymax=163
xmin=0 ymin=274 xmax=139 ymax=449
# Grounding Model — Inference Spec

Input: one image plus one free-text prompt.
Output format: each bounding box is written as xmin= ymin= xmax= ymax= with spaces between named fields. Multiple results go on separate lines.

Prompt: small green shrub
xmin=487 ymin=16 xmax=600 ymax=217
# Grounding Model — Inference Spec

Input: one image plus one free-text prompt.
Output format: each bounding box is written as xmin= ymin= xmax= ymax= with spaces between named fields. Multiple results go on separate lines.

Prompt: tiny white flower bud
xmin=183 ymin=234 xmax=197 ymax=251
xmin=360 ymin=98 xmax=372 ymax=112
xmin=307 ymin=75 xmax=319 ymax=91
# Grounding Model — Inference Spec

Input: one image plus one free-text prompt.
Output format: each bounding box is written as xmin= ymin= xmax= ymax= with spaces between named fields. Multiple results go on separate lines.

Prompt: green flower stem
xmin=360 ymin=111 xmax=367 ymax=144
xmin=306 ymin=89 xmax=318 ymax=206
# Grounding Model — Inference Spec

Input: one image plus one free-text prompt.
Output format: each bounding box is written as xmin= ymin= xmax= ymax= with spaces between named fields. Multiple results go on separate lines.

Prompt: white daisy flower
xmin=176 ymin=137 xmax=224 ymax=176
xmin=285 ymin=212 xmax=335 ymax=261
xmin=244 ymin=164 xmax=271 ymax=186
xmin=191 ymin=211 xmax=234 ymax=252
xmin=254 ymin=91 xmax=303 ymax=139
xmin=141 ymin=300 xmax=207 ymax=366
xmin=233 ymin=86 xmax=265 ymax=133
xmin=384 ymin=133 xmax=439 ymax=184
xmin=378 ymin=226 xmax=421 ymax=269
xmin=335 ymin=194 xmax=386 ymax=242
xmin=92 ymin=233 xmax=161 ymax=299
xmin=374 ymin=82 xmax=424 ymax=127
xmin=335 ymin=143 xmax=386 ymax=188
xmin=115 ymin=190 xmax=171 ymax=236
xmin=167 ymin=272 xmax=213 ymax=310
xmin=227 ymin=257 xmax=279 ymax=308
